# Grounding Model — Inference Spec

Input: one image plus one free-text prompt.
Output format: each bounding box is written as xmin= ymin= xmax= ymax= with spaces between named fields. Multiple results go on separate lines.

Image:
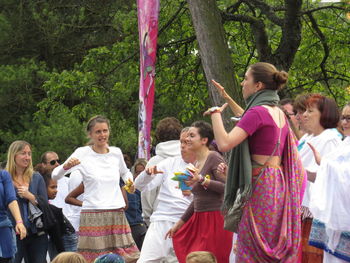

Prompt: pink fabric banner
xmin=137 ymin=0 xmax=160 ymax=159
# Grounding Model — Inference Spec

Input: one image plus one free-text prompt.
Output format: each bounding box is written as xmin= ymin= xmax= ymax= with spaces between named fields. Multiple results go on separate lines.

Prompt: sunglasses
xmin=341 ymin=115 xmax=350 ymax=123
xmin=49 ymin=159 xmax=60 ymax=165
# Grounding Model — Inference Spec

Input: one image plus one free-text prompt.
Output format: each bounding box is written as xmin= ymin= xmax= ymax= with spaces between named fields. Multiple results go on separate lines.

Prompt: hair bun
xmin=273 ymin=71 xmax=288 ymax=86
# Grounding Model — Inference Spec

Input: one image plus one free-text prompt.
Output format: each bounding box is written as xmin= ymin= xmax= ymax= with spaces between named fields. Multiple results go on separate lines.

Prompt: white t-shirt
xmin=65 ymin=170 xmax=83 ymax=231
xmin=52 ymin=146 xmax=133 ymax=210
xmin=135 ymin=156 xmax=193 ymax=223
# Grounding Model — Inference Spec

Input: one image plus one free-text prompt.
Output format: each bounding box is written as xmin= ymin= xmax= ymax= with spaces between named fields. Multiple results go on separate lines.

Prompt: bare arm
xmin=65 ymin=182 xmax=84 ymax=207
xmin=8 ymin=200 xmax=27 ymax=240
xmin=210 ymin=112 xmax=249 ymax=152
xmin=212 ymin=79 xmax=244 ymax=116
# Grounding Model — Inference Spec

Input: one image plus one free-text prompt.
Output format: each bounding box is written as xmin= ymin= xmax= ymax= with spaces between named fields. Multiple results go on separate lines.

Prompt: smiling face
xmin=89 ymin=122 xmax=110 ymax=148
xmin=241 ymin=69 xmax=262 ymax=100
xmin=341 ymin=105 xmax=350 ymax=136
xmin=187 ymin=127 xmax=208 ymax=151
xmin=303 ymin=104 xmax=324 ymax=135
xmin=15 ymin=145 xmax=32 ymax=171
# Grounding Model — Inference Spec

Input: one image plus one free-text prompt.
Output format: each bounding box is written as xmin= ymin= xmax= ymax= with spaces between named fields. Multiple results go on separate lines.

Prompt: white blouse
xmin=52 ymin=146 xmax=133 ymax=210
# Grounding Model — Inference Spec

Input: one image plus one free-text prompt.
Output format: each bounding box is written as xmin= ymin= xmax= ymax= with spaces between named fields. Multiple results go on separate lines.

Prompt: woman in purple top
xmin=207 ymin=62 xmax=306 ymax=262
xmin=167 ymin=121 xmax=233 ymax=263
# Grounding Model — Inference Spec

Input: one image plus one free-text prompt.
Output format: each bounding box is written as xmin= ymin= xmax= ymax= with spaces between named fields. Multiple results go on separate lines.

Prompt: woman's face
xmin=303 ymin=104 xmax=323 ymax=134
xmin=15 ymin=145 xmax=32 ymax=170
xmin=187 ymin=127 xmax=207 ymax=150
xmin=241 ymin=69 xmax=260 ymax=100
xmin=47 ymin=179 xmax=58 ymax=200
xmin=89 ymin=122 xmax=110 ymax=148
xmin=341 ymin=105 xmax=350 ymax=136
xmin=295 ymin=110 xmax=308 ymax=133
xmin=134 ymin=164 xmax=145 ymax=178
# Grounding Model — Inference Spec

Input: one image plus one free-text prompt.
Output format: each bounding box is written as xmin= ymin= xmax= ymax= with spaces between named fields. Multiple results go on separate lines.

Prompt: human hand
xmin=307 ymin=143 xmax=322 ymax=165
xmin=217 ymin=162 xmax=228 ymax=176
xmin=145 ymin=166 xmax=163 ymax=176
xmin=63 ymin=158 xmax=81 ymax=170
xmin=15 ymin=222 xmax=27 ymax=240
xmin=165 ymin=220 xmax=184 ymax=239
xmin=17 ymin=186 xmax=32 ymax=200
xmin=212 ymin=79 xmax=229 ymax=99
xmin=203 ymin=103 xmax=228 ymax=116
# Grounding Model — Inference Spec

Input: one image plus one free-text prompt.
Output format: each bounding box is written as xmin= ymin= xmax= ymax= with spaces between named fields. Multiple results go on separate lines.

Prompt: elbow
xmin=217 ymin=144 xmax=231 ymax=153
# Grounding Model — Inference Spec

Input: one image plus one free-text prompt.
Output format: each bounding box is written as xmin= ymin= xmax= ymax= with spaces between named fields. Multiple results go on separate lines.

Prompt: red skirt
xmin=173 ymin=210 xmax=233 ymax=263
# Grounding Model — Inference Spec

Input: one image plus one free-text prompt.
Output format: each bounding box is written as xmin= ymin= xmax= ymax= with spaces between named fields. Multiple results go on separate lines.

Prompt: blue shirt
xmin=125 ymin=190 xmax=144 ymax=226
xmin=0 ymin=170 xmax=16 ymax=221
xmin=8 ymin=172 xmax=47 ymax=234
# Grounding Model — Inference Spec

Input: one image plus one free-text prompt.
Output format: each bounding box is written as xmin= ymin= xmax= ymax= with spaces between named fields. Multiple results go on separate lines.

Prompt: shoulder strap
xmin=264 ymin=110 xmax=283 ymax=165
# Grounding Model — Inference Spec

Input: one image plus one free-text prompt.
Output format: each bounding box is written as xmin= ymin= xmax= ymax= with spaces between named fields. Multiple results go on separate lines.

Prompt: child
xmin=186 ymin=251 xmax=217 ymax=263
xmin=41 ymin=172 xmax=76 ymax=260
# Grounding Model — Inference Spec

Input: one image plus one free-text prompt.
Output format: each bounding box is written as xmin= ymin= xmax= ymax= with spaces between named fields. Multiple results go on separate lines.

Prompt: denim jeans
xmin=12 ymin=233 xmax=48 ymax=263
xmin=62 ymin=232 xmax=78 ymax=252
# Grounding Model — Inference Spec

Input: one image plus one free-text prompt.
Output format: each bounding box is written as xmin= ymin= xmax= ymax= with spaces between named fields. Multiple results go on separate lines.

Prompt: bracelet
xmin=16 ymin=220 xmax=23 ymax=224
xmin=207 ymin=106 xmax=221 ymax=115
xmin=198 ymin=174 xmax=204 ymax=184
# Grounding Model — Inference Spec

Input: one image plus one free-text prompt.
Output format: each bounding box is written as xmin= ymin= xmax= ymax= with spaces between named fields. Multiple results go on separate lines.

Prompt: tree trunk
xmin=187 ymin=0 xmax=242 ymax=130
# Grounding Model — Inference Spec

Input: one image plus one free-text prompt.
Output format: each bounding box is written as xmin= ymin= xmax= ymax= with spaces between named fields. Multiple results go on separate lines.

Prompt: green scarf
xmin=222 ymin=89 xmax=280 ymax=210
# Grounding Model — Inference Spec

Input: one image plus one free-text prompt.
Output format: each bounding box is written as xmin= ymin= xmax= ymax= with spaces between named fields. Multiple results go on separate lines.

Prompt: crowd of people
xmin=0 ymin=62 xmax=349 ymax=263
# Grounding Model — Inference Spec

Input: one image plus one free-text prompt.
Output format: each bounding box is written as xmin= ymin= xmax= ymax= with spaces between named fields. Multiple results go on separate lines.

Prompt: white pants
xmin=324 ymin=251 xmax=348 ymax=263
xmin=137 ymin=220 xmax=178 ymax=263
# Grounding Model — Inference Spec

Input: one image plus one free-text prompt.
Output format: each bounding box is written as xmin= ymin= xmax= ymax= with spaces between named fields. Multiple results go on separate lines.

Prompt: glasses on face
xmin=341 ymin=115 xmax=350 ymax=123
xmin=49 ymin=159 xmax=60 ymax=165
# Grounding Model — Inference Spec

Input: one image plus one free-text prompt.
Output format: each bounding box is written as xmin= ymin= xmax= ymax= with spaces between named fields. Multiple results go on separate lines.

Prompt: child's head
xmin=41 ymin=172 xmax=58 ymax=200
xmin=186 ymin=251 xmax=217 ymax=263
xmin=94 ymin=253 xmax=125 ymax=263
xmin=51 ymin=252 xmax=87 ymax=263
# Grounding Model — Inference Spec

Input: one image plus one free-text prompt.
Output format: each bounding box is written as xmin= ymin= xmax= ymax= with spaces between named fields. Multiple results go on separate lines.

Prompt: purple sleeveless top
xmin=236 ymin=106 xmax=289 ymax=156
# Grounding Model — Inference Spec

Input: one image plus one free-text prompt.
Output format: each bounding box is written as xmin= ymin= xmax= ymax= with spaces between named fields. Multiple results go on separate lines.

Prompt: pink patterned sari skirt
xmin=236 ymin=164 xmax=302 ymax=262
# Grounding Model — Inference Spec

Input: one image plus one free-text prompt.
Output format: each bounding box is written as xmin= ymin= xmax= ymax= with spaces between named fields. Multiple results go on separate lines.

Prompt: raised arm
xmin=212 ymin=79 xmax=244 ymax=116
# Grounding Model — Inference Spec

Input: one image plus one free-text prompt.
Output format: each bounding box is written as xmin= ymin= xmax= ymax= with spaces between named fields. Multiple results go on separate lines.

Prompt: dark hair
xmin=86 ymin=115 xmax=110 ymax=132
xmin=155 ymin=117 xmax=183 ymax=143
xmin=191 ymin=121 xmax=214 ymax=147
xmin=249 ymin=62 xmax=288 ymax=91
xmin=306 ymin=94 xmax=340 ymax=129
xmin=293 ymin=94 xmax=312 ymax=114
xmin=279 ymin=98 xmax=294 ymax=106
xmin=40 ymin=151 xmax=57 ymax=164
xmin=41 ymin=171 xmax=54 ymax=188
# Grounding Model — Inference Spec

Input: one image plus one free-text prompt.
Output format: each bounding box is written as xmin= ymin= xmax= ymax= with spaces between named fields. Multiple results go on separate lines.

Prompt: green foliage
xmin=0 ymin=0 xmax=349 ymax=163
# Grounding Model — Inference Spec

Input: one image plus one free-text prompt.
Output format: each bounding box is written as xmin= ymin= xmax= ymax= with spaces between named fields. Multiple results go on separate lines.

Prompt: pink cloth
xmin=236 ymin=129 xmax=306 ymax=262
xmin=237 ymin=106 xmax=289 ymax=155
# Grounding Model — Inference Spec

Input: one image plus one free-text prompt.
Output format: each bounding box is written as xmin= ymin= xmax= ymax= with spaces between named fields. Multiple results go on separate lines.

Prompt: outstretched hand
xmin=145 ymin=165 xmax=164 ymax=176
xmin=212 ymin=79 xmax=228 ymax=99
xmin=307 ymin=142 xmax=322 ymax=165
xmin=203 ymin=103 xmax=228 ymax=116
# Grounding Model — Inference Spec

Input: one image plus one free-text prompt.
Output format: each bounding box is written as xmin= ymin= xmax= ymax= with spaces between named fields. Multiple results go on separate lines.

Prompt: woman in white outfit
xmin=52 ymin=115 xmax=139 ymax=263
xmin=308 ymin=103 xmax=350 ymax=262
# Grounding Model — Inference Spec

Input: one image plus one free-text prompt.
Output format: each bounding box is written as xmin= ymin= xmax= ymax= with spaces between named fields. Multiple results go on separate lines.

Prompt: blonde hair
xmin=51 ymin=252 xmax=87 ymax=263
xmin=186 ymin=251 xmax=217 ymax=263
xmin=6 ymin=140 xmax=34 ymax=183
